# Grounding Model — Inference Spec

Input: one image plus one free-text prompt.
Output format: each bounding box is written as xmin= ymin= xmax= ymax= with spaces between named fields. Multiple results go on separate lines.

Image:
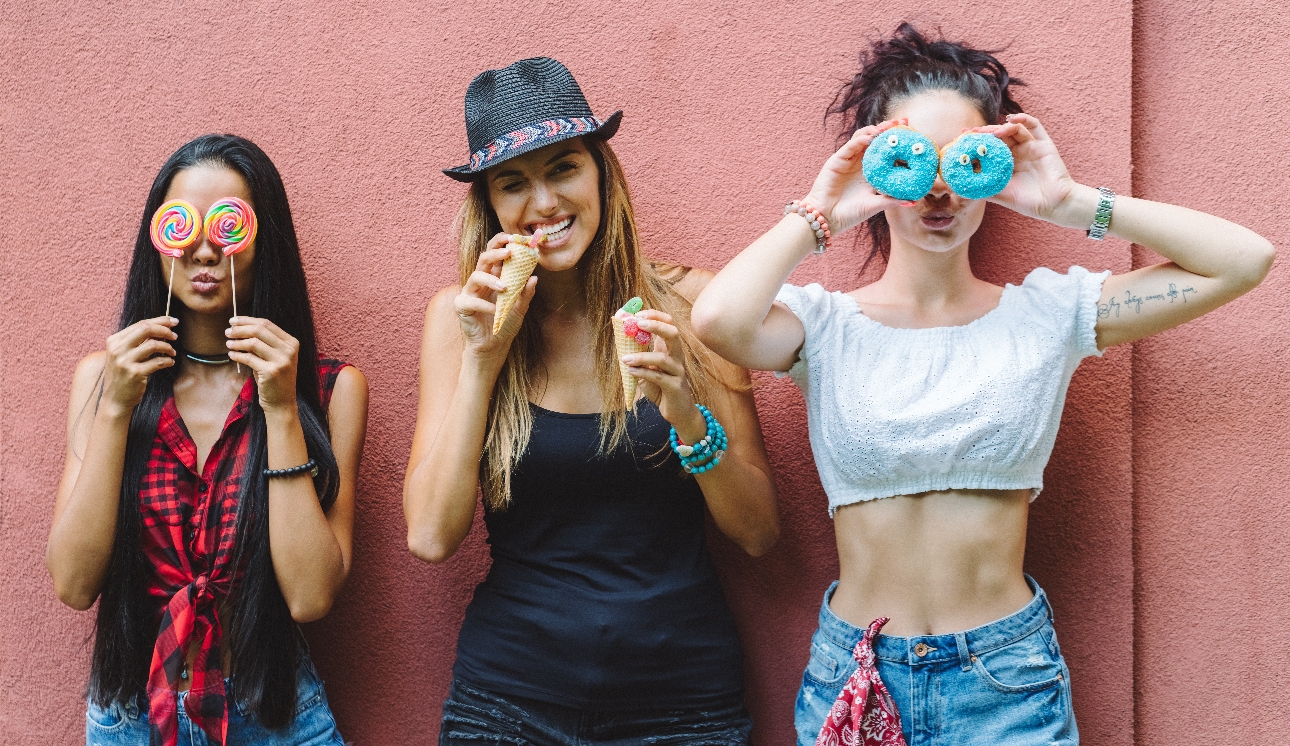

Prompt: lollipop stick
xmin=164 ymin=256 xmax=176 ymax=319
xmin=231 ymin=260 xmax=242 ymax=374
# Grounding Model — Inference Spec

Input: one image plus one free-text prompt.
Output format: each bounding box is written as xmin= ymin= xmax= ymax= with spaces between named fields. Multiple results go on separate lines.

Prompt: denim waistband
xmin=815 ymin=576 xmax=1054 ymax=667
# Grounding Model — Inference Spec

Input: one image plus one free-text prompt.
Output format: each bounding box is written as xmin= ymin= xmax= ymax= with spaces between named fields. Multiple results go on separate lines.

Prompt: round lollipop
xmin=204 ymin=197 xmax=257 ymax=371
xmin=151 ymin=200 xmax=201 ymax=258
xmin=203 ymin=197 xmax=257 ymax=256
xmin=150 ymin=200 xmax=201 ymax=317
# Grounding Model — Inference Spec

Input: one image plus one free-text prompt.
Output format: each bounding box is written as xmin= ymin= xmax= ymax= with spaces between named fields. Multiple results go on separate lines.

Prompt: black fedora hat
xmin=443 ymin=57 xmax=622 ymax=182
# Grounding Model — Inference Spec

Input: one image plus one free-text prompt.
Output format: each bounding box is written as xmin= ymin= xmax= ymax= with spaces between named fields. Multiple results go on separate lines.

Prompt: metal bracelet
xmin=264 ymin=458 xmax=319 ymax=479
xmin=1087 ymin=187 xmax=1116 ymax=241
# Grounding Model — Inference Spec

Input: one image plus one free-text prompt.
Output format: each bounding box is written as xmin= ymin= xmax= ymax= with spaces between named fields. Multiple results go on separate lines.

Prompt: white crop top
xmin=775 ymin=266 xmax=1110 ymax=516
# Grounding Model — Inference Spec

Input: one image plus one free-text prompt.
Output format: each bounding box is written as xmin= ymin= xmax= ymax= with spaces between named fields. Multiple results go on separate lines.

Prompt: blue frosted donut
xmin=939 ymin=133 xmax=1014 ymax=199
xmin=861 ymin=126 xmax=940 ymax=201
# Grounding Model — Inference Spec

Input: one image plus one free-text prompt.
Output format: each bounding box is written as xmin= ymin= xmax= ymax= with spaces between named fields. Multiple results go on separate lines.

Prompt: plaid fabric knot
xmin=815 ymin=617 xmax=907 ymax=746
xmin=138 ymin=359 xmax=348 ymax=746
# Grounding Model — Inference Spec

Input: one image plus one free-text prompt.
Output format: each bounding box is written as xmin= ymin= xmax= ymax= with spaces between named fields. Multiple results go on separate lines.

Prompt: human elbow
xmin=739 ymin=521 xmax=780 ymax=558
xmin=408 ymin=530 xmax=457 ymax=565
xmin=288 ymin=595 xmax=334 ymax=624
xmin=690 ymin=295 xmax=745 ymax=357
xmin=1245 ymin=237 xmax=1276 ymax=287
xmin=54 ymin=582 xmax=98 ymax=611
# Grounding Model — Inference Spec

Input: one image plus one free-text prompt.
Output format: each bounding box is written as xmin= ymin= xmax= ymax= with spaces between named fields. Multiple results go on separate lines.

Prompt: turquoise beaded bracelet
xmin=669 ymin=404 xmax=727 ymax=474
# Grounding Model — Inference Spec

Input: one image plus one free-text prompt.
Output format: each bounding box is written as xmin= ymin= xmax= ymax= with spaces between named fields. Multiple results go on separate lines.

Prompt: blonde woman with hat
xmin=404 ymin=58 xmax=779 ymax=745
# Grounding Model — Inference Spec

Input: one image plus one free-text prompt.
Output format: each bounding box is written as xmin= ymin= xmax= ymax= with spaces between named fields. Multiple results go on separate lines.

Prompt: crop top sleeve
xmin=773 ymin=266 xmax=1111 ymax=515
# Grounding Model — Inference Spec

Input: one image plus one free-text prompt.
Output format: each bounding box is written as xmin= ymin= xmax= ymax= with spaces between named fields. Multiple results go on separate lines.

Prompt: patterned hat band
xmin=468 ymin=116 xmax=604 ymax=171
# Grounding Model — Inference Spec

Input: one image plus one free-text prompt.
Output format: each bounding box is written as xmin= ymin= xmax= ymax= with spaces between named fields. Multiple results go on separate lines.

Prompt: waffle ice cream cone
xmin=612 ymin=315 xmax=649 ymax=408
xmin=492 ymin=234 xmax=543 ymax=334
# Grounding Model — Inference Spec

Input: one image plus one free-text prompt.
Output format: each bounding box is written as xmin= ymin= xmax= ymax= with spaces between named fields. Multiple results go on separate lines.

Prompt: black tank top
xmin=452 ymin=399 xmax=745 ymax=709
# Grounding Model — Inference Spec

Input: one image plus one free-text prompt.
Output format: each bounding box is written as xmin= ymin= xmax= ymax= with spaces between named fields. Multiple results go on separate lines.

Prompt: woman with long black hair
xmin=47 ymin=134 xmax=367 ymax=745
xmin=693 ymin=24 xmax=1273 ymax=745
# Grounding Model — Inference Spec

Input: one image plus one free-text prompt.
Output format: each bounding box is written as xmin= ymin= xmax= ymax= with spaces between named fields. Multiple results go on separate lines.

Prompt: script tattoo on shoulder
xmin=1098 ymin=283 xmax=1197 ymax=318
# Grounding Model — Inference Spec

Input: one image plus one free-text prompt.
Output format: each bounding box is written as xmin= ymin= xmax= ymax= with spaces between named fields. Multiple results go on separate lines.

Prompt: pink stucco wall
xmin=0 ymin=2 xmax=1280 ymax=744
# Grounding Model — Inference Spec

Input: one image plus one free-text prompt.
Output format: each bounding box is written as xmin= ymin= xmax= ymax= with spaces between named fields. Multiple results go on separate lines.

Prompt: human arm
xmin=627 ymin=271 xmax=779 ymax=556
xmin=692 ymin=122 xmax=906 ymax=370
xmin=47 ymin=317 xmax=178 ymax=609
xmin=403 ymin=237 xmax=538 ymax=563
xmin=226 ymin=318 xmax=368 ymax=622
xmin=980 ymin=114 xmax=1274 ymax=348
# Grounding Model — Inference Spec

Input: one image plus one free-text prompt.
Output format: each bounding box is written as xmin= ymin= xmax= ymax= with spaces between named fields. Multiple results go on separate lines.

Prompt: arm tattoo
xmin=1099 ymin=283 xmax=1197 ymax=318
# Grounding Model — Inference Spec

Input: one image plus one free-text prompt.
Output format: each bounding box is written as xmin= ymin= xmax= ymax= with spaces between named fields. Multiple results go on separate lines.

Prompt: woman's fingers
xmin=623 ymin=351 xmax=684 ymax=378
xmin=111 ymin=317 xmax=177 ymax=351
xmin=227 ymin=349 xmax=270 ymax=373
xmin=124 ymin=338 xmax=176 ymax=364
xmin=455 ymin=295 xmax=497 ymax=318
xmin=225 ymin=334 xmax=281 ymax=363
xmin=464 ymin=269 xmax=508 ymax=298
xmin=496 ymin=276 xmax=538 ymax=338
xmin=227 ymin=316 xmax=291 ymax=352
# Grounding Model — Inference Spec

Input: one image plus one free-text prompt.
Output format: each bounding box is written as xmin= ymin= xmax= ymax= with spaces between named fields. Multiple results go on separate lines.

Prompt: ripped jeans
xmin=439 ymin=678 xmax=753 ymax=745
xmin=794 ymin=577 xmax=1078 ymax=746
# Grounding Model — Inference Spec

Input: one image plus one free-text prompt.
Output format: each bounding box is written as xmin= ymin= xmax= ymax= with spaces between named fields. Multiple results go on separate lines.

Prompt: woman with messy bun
xmin=694 ymin=23 xmax=1273 ymax=745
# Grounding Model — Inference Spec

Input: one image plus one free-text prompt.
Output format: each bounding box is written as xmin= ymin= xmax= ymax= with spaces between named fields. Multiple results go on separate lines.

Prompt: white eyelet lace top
xmin=775 ymin=266 xmax=1110 ymax=516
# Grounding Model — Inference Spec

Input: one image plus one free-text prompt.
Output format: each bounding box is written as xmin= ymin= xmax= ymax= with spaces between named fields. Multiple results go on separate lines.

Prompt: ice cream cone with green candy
xmin=492 ymin=230 xmax=545 ymax=334
xmin=612 ymin=297 xmax=653 ymax=409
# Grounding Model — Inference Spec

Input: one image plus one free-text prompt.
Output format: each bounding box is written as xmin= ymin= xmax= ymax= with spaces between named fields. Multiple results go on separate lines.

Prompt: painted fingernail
xmin=621 ymin=355 xmax=635 ymax=364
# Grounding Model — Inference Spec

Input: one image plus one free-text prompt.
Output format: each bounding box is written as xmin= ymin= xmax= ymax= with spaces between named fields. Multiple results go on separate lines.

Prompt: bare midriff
xmin=830 ymin=488 xmax=1035 ymax=637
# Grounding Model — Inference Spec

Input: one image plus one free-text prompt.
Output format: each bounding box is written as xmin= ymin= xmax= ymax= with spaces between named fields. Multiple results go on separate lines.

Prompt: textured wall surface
xmin=1132 ymin=1 xmax=1290 ymax=743
xmin=0 ymin=1 xmax=1274 ymax=744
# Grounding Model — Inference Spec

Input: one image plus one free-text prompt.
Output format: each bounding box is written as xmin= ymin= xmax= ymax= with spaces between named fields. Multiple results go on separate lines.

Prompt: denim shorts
xmin=440 ymin=678 xmax=753 ymax=745
xmin=794 ymin=577 xmax=1077 ymax=746
xmin=85 ymin=659 xmax=345 ymax=746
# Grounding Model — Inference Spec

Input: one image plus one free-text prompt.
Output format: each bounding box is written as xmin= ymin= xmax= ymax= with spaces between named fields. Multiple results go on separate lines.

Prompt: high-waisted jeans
xmin=795 ymin=577 xmax=1077 ymax=746
xmin=85 ymin=659 xmax=345 ymax=746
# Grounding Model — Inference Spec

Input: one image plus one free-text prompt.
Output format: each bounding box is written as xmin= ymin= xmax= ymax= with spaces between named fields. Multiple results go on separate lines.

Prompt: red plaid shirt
xmin=141 ymin=358 xmax=347 ymax=746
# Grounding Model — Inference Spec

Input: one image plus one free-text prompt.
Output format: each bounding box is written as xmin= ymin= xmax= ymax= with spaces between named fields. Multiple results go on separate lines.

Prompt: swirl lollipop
xmin=204 ymin=197 xmax=257 ymax=256
xmin=150 ymin=200 xmax=201 ymax=317
xmin=204 ymin=197 xmax=257 ymax=371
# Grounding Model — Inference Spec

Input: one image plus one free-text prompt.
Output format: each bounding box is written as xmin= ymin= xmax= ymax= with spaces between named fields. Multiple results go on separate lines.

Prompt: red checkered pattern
xmin=142 ymin=359 xmax=347 ymax=746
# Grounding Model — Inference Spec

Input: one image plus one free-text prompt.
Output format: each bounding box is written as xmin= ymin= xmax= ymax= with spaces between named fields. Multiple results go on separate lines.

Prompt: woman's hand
xmin=803 ymin=119 xmax=907 ymax=235
xmin=974 ymin=113 xmax=1085 ymax=227
xmin=454 ymin=233 xmax=538 ymax=367
xmin=225 ymin=316 xmax=300 ymax=414
xmin=101 ymin=317 xmax=177 ymax=413
xmin=622 ymin=311 xmax=707 ymax=443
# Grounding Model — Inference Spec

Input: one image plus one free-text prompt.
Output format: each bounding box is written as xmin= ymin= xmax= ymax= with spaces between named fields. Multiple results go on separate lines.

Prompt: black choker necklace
xmin=184 ymin=350 xmax=233 ymax=365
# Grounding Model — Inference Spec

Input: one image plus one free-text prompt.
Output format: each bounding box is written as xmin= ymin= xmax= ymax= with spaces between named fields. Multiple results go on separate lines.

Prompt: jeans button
xmin=914 ymin=643 xmax=930 ymax=657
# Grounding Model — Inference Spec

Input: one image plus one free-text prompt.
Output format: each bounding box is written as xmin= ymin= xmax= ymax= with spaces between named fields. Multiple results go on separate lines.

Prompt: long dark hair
xmin=88 ymin=134 xmax=339 ymax=728
xmin=829 ymin=23 xmax=1025 ymax=268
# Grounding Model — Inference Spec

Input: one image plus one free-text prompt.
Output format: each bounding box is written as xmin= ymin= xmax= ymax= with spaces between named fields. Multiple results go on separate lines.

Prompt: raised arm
xmin=404 ymin=237 xmax=538 ymax=564
xmin=980 ymin=114 xmax=1274 ymax=349
xmin=48 ymin=318 xmax=178 ymax=609
xmin=692 ymin=122 xmax=903 ymax=370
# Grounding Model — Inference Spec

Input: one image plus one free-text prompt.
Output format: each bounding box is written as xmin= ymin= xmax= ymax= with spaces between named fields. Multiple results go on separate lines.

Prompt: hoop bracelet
xmin=784 ymin=200 xmax=832 ymax=254
xmin=264 ymin=458 xmax=319 ymax=479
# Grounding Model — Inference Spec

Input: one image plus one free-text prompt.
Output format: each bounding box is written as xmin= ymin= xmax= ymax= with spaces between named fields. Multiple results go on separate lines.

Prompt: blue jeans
xmin=795 ymin=578 xmax=1077 ymax=746
xmin=85 ymin=660 xmax=345 ymax=745
xmin=440 ymin=678 xmax=753 ymax=745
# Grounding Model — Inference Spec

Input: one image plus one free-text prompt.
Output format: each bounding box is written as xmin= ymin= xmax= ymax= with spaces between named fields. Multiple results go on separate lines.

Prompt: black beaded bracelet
xmin=264 ymin=458 xmax=319 ymax=479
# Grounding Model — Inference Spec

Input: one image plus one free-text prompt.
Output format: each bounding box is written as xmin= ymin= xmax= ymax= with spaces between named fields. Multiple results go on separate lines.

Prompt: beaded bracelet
xmin=669 ymin=404 xmax=728 ymax=474
xmin=264 ymin=458 xmax=319 ymax=479
xmin=784 ymin=199 xmax=833 ymax=255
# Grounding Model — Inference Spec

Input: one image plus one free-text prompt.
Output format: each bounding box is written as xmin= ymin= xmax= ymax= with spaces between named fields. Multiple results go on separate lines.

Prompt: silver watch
xmin=1087 ymin=187 xmax=1115 ymax=241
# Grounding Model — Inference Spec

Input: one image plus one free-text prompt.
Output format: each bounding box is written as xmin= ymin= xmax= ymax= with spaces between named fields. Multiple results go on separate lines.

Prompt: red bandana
xmin=815 ymin=617 xmax=907 ymax=746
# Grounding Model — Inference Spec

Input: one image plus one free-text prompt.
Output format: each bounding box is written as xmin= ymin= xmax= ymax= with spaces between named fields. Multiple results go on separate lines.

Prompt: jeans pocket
xmin=804 ymin=636 xmax=852 ymax=688
xmin=440 ymin=681 xmax=530 ymax=743
xmin=970 ymin=627 xmax=1066 ymax=694
xmin=85 ymin=700 xmax=127 ymax=732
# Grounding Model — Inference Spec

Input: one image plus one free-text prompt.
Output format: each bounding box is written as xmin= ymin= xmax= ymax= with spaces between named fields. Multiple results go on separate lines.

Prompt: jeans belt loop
xmin=955 ymin=632 xmax=972 ymax=672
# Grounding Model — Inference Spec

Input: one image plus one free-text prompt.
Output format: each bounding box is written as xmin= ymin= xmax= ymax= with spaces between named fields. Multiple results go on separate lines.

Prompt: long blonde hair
xmin=457 ymin=137 xmax=735 ymax=511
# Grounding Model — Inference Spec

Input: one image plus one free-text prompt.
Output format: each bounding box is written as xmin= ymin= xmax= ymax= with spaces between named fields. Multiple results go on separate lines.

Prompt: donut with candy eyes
xmin=938 ymin=133 xmax=1014 ymax=199
xmin=861 ymin=126 xmax=940 ymax=201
